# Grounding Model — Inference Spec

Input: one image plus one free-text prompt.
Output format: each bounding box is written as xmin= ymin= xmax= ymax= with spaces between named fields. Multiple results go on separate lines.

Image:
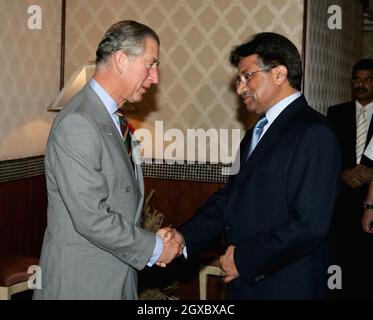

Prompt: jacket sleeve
xmin=178 ymin=132 xmax=251 ymax=256
xmin=178 ymin=186 xmax=229 ymax=256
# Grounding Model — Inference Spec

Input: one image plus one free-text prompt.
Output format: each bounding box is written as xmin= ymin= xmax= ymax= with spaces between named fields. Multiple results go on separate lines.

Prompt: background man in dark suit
xmin=362 ymin=137 xmax=373 ymax=234
xmin=171 ymin=32 xmax=341 ymax=299
xmin=327 ymin=58 xmax=373 ymax=299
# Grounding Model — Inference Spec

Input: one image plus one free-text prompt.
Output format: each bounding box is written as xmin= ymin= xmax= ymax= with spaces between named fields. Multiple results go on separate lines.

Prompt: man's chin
xmin=245 ymin=102 xmax=256 ymax=112
xmin=127 ymin=95 xmax=143 ymax=104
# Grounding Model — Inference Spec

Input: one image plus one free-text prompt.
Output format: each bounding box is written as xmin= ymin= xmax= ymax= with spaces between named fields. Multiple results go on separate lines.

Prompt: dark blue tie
xmin=247 ymin=115 xmax=268 ymax=158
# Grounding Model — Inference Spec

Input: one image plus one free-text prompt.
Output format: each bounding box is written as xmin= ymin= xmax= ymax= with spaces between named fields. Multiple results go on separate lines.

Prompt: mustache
xmin=241 ymin=90 xmax=253 ymax=100
xmin=354 ymin=87 xmax=368 ymax=94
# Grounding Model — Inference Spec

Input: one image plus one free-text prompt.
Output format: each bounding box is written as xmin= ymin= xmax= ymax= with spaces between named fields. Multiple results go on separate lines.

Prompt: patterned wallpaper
xmin=304 ymin=0 xmax=363 ymax=115
xmin=363 ymin=32 xmax=373 ymax=59
xmin=65 ymin=0 xmax=304 ymax=136
xmin=0 ymin=0 xmax=367 ymax=162
xmin=0 ymin=0 xmax=304 ymax=162
xmin=0 ymin=0 xmax=61 ymax=161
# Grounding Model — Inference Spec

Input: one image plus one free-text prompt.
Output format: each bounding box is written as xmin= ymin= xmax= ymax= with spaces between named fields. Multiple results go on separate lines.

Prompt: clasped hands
xmin=155 ymin=228 xmax=240 ymax=283
xmin=343 ymin=165 xmax=373 ymax=188
xmin=155 ymin=227 xmax=185 ymax=267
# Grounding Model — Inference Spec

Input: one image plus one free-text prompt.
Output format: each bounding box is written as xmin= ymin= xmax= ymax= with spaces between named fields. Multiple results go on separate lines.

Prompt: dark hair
xmin=96 ymin=20 xmax=160 ymax=66
xmin=229 ymin=32 xmax=302 ymax=91
xmin=352 ymin=58 xmax=373 ymax=77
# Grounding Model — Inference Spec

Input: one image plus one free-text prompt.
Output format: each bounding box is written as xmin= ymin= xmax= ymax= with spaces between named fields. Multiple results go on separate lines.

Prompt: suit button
xmin=254 ymin=274 xmax=265 ymax=282
xmin=133 ymin=259 xmax=138 ymax=264
xmin=125 ymin=186 xmax=131 ymax=193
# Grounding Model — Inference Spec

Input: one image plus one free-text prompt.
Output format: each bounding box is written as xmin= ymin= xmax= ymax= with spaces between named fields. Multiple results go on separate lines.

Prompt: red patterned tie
xmin=115 ymin=108 xmax=132 ymax=157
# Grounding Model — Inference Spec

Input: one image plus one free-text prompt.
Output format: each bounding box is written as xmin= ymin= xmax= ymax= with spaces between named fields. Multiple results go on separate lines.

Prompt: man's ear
xmin=273 ymin=65 xmax=288 ymax=84
xmin=112 ymin=50 xmax=128 ymax=74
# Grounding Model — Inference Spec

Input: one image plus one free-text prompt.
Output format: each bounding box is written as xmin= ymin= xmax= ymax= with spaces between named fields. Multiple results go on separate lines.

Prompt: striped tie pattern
xmin=115 ymin=108 xmax=132 ymax=157
xmin=356 ymin=107 xmax=368 ymax=164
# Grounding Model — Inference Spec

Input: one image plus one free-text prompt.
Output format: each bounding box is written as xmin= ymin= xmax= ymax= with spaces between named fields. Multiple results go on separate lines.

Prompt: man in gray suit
xmin=34 ymin=20 xmax=181 ymax=300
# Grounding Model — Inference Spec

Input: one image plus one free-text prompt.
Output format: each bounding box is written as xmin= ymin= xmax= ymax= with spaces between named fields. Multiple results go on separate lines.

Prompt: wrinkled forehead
xmin=353 ymin=69 xmax=373 ymax=79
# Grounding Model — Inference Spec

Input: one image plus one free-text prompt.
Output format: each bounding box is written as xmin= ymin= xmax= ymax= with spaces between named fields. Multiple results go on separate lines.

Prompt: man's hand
xmin=355 ymin=165 xmax=373 ymax=184
xmin=157 ymin=226 xmax=174 ymax=242
xmin=362 ymin=209 xmax=373 ymax=233
xmin=342 ymin=167 xmax=366 ymax=188
xmin=155 ymin=227 xmax=184 ymax=267
xmin=163 ymin=229 xmax=185 ymax=250
xmin=219 ymin=245 xmax=239 ymax=283
xmin=158 ymin=227 xmax=185 ymax=251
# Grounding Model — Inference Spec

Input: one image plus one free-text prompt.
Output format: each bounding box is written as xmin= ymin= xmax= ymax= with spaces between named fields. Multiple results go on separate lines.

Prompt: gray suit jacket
xmin=33 ymin=84 xmax=155 ymax=300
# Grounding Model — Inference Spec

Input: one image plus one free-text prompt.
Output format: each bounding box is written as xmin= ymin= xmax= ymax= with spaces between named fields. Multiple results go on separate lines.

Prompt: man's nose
xmin=149 ymin=67 xmax=159 ymax=85
xmin=236 ymin=82 xmax=246 ymax=96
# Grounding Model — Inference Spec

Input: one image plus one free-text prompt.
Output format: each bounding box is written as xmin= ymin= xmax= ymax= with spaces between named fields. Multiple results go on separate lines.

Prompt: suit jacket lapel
xmin=234 ymin=96 xmax=307 ymax=189
xmin=134 ymin=160 xmax=145 ymax=223
xmin=131 ymin=137 xmax=145 ymax=193
xmin=347 ymin=100 xmax=373 ymax=152
xmin=366 ymin=104 xmax=373 ymax=148
xmin=84 ymin=85 xmax=139 ymax=184
xmin=348 ymin=102 xmax=357 ymax=153
xmin=358 ymin=101 xmax=373 ymax=166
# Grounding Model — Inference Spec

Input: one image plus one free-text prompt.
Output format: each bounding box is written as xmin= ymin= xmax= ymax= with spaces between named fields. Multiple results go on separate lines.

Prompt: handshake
xmin=155 ymin=226 xmax=185 ymax=267
xmin=153 ymin=227 xmax=240 ymax=283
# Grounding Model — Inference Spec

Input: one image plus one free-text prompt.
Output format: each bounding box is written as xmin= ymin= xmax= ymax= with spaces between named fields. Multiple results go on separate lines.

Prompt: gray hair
xmin=95 ymin=20 xmax=160 ymax=66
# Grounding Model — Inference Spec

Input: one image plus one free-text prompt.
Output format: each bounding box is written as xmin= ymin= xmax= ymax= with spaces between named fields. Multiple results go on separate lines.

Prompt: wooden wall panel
xmin=0 ymin=175 xmax=47 ymax=258
xmin=144 ymin=178 xmax=224 ymax=227
xmin=142 ymin=178 xmax=225 ymax=300
xmin=0 ymin=174 xmax=225 ymax=299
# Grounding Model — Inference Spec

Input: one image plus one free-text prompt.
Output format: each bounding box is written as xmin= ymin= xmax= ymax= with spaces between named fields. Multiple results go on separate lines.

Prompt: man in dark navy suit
xmin=171 ymin=32 xmax=341 ymax=299
xmin=327 ymin=59 xmax=373 ymax=299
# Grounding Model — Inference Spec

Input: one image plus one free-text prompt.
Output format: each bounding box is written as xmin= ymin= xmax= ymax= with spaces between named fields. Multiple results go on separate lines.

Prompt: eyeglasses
xmin=352 ymin=77 xmax=373 ymax=85
xmin=235 ymin=69 xmax=265 ymax=88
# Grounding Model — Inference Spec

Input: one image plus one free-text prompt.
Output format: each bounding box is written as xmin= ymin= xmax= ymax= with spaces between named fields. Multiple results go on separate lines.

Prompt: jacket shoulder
xmin=296 ymin=103 xmax=330 ymax=128
xmin=284 ymin=103 xmax=336 ymax=143
xmin=51 ymin=86 xmax=98 ymax=134
xmin=327 ymin=101 xmax=354 ymax=115
xmin=329 ymin=101 xmax=354 ymax=109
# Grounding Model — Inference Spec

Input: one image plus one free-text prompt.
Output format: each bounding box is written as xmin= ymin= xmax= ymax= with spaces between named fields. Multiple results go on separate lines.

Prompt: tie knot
xmin=115 ymin=108 xmax=125 ymax=117
xmin=358 ymin=107 xmax=367 ymax=116
xmin=115 ymin=108 xmax=129 ymax=128
xmin=255 ymin=115 xmax=268 ymax=129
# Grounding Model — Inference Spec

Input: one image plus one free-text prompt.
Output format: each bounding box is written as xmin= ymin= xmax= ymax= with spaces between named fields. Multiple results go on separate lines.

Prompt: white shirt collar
xmin=265 ymin=92 xmax=302 ymax=125
xmin=260 ymin=91 xmax=302 ymax=137
xmin=356 ymin=100 xmax=373 ymax=130
xmin=356 ymin=100 xmax=373 ymax=111
xmin=89 ymin=78 xmax=118 ymax=115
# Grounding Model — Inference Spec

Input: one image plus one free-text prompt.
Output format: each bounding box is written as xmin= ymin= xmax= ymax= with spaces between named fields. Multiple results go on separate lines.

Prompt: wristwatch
xmin=363 ymin=201 xmax=373 ymax=209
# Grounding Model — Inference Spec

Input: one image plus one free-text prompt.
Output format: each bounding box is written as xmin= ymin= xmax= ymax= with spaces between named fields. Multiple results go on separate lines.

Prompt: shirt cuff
xmin=183 ymin=245 xmax=188 ymax=259
xmin=147 ymin=235 xmax=163 ymax=267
